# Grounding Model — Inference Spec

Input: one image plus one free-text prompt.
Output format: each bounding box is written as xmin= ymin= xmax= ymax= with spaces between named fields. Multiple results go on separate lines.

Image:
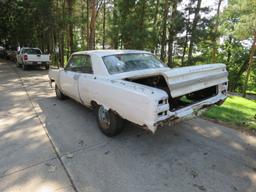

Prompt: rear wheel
xmin=96 ymin=105 xmax=124 ymax=137
xmin=55 ymin=84 xmax=66 ymax=100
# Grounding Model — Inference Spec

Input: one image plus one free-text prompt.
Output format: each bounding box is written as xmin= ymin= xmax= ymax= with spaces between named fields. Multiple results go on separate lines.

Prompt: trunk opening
xmin=126 ymin=75 xmax=218 ymax=111
xmin=169 ymin=85 xmax=218 ymax=111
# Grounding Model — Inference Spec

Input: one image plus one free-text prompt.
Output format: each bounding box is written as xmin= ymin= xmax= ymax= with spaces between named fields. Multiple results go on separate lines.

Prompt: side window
xmin=65 ymin=55 xmax=93 ymax=74
xmin=82 ymin=55 xmax=93 ymax=74
xmin=65 ymin=55 xmax=81 ymax=72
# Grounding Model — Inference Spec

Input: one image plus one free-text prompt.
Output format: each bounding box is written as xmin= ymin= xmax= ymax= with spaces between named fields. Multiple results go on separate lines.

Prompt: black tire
xmin=45 ymin=65 xmax=49 ymax=70
xmin=96 ymin=105 xmax=124 ymax=137
xmin=22 ymin=64 xmax=28 ymax=70
xmin=55 ymin=84 xmax=66 ymax=100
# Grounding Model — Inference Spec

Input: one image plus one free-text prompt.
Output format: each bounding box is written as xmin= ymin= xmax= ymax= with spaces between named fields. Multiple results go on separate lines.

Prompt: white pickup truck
xmin=16 ymin=47 xmax=50 ymax=70
xmin=49 ymin=50 xmax=228 ymax=136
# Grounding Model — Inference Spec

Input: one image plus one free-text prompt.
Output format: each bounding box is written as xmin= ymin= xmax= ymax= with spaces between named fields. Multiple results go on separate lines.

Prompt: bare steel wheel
xmin=96 ymin=105 xmax=124 ymax=137
xmin=98 ymin=106 xmax=111 ymax=129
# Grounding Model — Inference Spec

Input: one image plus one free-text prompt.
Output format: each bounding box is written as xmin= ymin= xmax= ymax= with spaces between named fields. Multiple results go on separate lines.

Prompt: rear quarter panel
xmin=78 ymin=76 xmax=168 ymax=131
xmin=49 ymin=68 xmax=61 ymax=84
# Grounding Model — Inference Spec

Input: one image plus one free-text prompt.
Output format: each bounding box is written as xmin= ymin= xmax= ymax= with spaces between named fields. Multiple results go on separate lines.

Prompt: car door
xmin=77 ymin=55 xmax=95 ymax=106
xmin=59 ymin=55 xmax=84 ymax=101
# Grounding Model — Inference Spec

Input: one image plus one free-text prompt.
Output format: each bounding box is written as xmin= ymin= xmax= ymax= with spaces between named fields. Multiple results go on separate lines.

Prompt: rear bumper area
xmin=172 ymin=93 xmax=227 ymax=119
xmin=24 ymin=61 xmax=49 ymax=66
xmin=153 ymin=93 xmax=227 ymax=132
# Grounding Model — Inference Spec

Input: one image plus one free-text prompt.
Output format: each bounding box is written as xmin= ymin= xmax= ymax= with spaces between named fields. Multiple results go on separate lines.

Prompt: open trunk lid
xmin=162 ymin=64 xmax=228 ymax=98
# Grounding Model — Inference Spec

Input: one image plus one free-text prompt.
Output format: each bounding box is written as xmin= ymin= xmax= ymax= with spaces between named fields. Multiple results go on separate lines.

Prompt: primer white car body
xmin=49 ymin=50 xmax=228 ymax=136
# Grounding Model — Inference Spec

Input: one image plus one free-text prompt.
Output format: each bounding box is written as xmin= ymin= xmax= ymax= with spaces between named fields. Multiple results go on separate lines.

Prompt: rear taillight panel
xmin=24 ymin=55 xmax=28 ymax=61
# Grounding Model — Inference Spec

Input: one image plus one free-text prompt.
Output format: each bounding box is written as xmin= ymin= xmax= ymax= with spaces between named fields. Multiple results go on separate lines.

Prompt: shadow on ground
xmin=0 ymin=59 xmax=74 ymax=192
xmin=10 ymin=60 xmax=256 ymax=192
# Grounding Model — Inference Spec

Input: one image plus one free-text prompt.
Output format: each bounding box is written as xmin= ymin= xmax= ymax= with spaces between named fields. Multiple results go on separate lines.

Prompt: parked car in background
xmin=0 ymin=46 xmax=7 ymax=59
xmin=49 ymin=50 xmax=228 ymax=137
xmin=6 ymin=49 xmax=17 ymax=62
xmin=16 ymin=47 xmax=50 ymax=70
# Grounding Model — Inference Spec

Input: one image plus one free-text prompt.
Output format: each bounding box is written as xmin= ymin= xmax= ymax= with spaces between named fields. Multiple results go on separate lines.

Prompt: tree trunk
xmin=181 ymin=35 xmax=188 ymax=65
xmin=88 ymin=0 xmax=97 ymax=50
xmin=226 ymin=35 xmax=232 ymax=68
xmin=153 ymin=0 xmax=159 ymax=30
xmin=59 ymin=0 xmax=66 ymax=67
xmin=86 ymin=0 xmax=90 ymax=49
xmin=181 ymin=9 xmax=190 ymax=66
xmin=160 ymin=0 xmax=169 ymax=61
xmin=152 ymin=0 xmax=159 ymax=53
xmin=138 ymin=0 xmax=146 ymax=49
xmin=242 ymin=32 xmax=256 ymax=97
xmin=111 ymin=0 xmax=118 ymax=48
xmin=67 ymin=0 xmax=74 ymax=56
xmin=60 ymin=33 xmax=64 ymax=67
xmin=80 ymin=1 xmax=86 ymax=49
xmin=230 ymin=58 xmax=248 ymax=91
xmin=167 ymin=0 xmax=178 ymax=67
xmin=187 ymin=0 xmax=202 ymax=65
xmin=211 ymin=0 xmax=222 ymax=63
xmin=102 ymin=0 xmax=106 ymax=49
xmin=227 ymin=39 xmax=232 ymax=64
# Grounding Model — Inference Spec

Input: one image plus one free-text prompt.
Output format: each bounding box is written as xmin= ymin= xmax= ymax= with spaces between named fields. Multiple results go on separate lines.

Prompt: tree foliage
xmin=0 ymin=0 xmax=255 ymax=94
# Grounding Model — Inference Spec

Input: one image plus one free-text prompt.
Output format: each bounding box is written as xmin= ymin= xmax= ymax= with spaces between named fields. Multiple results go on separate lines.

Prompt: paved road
xmin=0 ymin=59 xmax=75 ymax=192
xmin=1 ymin=59 xmax=256 ymax=192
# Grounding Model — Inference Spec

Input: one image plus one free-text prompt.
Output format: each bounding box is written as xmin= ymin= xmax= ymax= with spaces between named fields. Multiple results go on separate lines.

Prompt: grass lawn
xmin=203 ymin=96 xmax=256 ymax=130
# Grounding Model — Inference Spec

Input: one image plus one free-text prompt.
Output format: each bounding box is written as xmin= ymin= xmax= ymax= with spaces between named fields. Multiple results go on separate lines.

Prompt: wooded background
xmin=0 ymin=0 xmax=255 ymax=96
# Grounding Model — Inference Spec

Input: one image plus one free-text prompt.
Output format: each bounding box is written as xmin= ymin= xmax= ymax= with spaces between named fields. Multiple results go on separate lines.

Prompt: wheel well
xmin=91 ymin=101 xmax=124 ymax=121
xmin=90 ymin=100 xmax=98 ymax=109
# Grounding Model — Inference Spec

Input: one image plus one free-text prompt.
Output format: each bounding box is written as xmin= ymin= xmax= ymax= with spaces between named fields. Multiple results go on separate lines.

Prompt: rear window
xmin=22 ymin=49 xmax=41 ymax=54
xmin=102 ymin=53 xmax=166 ymax=74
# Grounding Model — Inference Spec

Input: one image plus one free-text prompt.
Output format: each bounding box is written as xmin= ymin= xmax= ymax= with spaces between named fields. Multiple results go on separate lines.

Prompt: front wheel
xmin=96 ymin=105 xmax=124 ymax=137
xmin=45 ymin=65 xmax=49 ymax=70
xmin=55 ymin=84 xmax=66 ymax=100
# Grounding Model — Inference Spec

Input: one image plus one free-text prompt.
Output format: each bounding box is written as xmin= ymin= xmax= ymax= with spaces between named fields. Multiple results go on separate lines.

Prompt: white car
xmin=17 ymin=47 xmax=50 ymax=70
xmin=49 ymin=50 xmax=228 ymax=136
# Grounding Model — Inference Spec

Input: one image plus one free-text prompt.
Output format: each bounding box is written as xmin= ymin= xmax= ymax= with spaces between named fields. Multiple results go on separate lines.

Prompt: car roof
xmin=73 ymin=49 xmax=151 ymax=57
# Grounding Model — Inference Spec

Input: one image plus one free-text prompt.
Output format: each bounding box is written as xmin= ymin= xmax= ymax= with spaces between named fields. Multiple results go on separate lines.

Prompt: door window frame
xmin=65 ymin=54 xmax=93 ymax=74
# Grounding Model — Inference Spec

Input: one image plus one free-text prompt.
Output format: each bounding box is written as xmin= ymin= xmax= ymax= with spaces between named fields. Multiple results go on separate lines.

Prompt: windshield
xmin=23 ymin=49 xmax=41 ymax=54
xmin=102 ymin=53 xmax=166 ymax=74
